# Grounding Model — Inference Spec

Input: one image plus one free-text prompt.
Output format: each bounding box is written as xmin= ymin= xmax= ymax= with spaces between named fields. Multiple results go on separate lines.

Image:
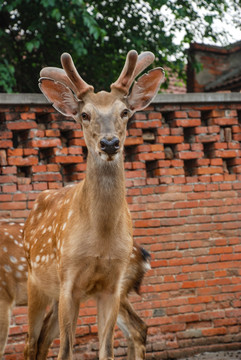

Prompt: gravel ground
xmin=182 ymin=350 xmax=241 ymax=360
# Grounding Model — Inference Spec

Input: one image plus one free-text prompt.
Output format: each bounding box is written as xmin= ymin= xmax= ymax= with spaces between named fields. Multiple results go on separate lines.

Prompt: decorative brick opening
xmin=36 ymin=113 xmax=50 ymax=130
xmin=224 ymin=158 xmax=236 ymax=174
xmin=124 ymin=146 xmax=135 ymax=162
xmin=203 ymin=142 xmax=214 ymax=159
xmin=184 ymin=159 xmax=196 ymax=177
xmin=82 ymin=146 xmax=88 ymax=161
xmin=60 ymin=130 xmax=71 ymax=147
xmin=164 ymin=144 xmax=175 ymax=160
xmin=0 ymin=112 xmax=6 ymax=129
xmin=38 ymin=148 xmax=52 ymax=164
xmin=146 ymin=160 xmax=158 ymax=177
xmin=200 ymin=111 xmax=210 ymax=125
xmin=17 ymin=166 xmax=31 ymax=178
xmin=183 ymin=127 xmax=195 ymax=143
xmin=12 ymin=130 xmax=29 ymax=148
xmin=161 ymin=112 xmax=172 ymax=127
xmin=142 ymin=128 xmax=156 ymax=143
xmin=238 ymin=111 xmax=241 ymax=125
xmin=61 ymin=164 xmax=74 ymax=183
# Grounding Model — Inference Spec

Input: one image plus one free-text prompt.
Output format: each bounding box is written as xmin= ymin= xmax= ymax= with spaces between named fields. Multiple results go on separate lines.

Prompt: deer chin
xmin=99 ymin=151 xmax=119 ymax=162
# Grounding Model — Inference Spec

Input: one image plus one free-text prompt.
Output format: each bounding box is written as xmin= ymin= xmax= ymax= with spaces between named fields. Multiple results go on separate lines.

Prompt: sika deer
xmin=24 ymin=50 xmax=164 ymax=360
xmin=0 ymin=222 xmax=151 ymax=359
xmin=0 ymin=221 xmax=27 ymax=359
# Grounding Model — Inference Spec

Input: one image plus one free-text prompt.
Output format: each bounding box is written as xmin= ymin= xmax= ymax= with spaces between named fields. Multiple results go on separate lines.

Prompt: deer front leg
xmin=117 ymin=298 xmax=147 ymax=360
xmin=97 ymin=292 xmax=120 ymax=360
xmin=57 ymin=287 xmax=80 ymax=360
xmin=0 ymin=299 xmax=12 ymax=358
xmin=36 ymin=301 xmax=59 ymax=360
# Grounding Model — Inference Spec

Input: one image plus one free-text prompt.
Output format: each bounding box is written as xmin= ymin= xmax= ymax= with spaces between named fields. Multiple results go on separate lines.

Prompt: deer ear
xmin=127 ymin=68 xmax=165 ymax=112
xmin=39 ymin=78 xmax=79 ymax=118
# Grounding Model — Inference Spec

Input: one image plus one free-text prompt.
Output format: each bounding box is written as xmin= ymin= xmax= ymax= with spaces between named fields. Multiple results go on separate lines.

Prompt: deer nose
xmin=100 ymin=137 xmax=120 ymax=155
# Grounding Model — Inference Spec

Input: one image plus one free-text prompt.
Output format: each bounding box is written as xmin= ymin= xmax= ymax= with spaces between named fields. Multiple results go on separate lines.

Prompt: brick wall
xmin=1 ymin=93 xmax=241 ymax=359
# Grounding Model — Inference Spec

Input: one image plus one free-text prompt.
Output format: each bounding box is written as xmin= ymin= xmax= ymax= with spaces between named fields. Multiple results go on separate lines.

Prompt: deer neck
xmin=82 ymin=152 xmax=126 ymax=231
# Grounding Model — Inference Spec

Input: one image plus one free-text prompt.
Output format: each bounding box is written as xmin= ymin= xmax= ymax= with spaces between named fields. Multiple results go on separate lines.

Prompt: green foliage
xmin=0 ymin=0 xmax=240 ymax=92
xmin=0 ymin=59 xmax=16 ymax=92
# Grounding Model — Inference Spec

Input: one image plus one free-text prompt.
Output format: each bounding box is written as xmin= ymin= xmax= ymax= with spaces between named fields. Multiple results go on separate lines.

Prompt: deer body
xmin=24 ymin=50 xmax=164 ymax=360
xmin=0 ymin=221 xmax=150 ymax=360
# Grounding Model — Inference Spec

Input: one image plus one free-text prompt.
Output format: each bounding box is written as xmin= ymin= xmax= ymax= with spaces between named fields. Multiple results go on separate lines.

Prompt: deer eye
xmin=81 ymin=112 xmax=90 ymax=121
xmin=121 ymin=109 xmax=130 ymax=119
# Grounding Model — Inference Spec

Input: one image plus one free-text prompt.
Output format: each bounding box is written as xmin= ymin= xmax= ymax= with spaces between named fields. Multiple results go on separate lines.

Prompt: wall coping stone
xmin=0 ymin=92 xmax=241 ymax=105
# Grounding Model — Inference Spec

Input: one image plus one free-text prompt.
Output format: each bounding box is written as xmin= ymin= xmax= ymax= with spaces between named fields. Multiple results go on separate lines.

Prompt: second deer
xmin=24 ymin=50 xmax=164 ymax=360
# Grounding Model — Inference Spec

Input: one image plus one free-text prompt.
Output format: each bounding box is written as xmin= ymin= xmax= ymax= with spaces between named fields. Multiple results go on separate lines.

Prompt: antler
xmin=61 ymin=53 xmax=94 ymax=98
xmin=111 ymin=50 xmax=155 ymax=95
xmin=39 ymin=53 xmax=93 ymax=99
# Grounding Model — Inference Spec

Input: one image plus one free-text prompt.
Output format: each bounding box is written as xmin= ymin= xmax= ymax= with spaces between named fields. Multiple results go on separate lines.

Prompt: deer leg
xmin=97 ymin=292 xmax=120 ymax=360
xmin=24 ymin=275 xmax=49 ymax=360
xmin=57 ymin=288 xmax=80 ymax=360
xmin=36 ymin=301 xmax=59 ymax=360
xmin=117 ymin=298 xmax=147 ymax=360
xmin=0 ymin=299 xmax=12 ymax=358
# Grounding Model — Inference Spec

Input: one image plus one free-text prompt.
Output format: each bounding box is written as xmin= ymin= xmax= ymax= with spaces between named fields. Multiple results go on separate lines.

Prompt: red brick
xmin=124 ymin=137 xmax=143 ymax=146
xmin=208 ymin=117 xmax=238 ymax=126
xmin=8 ymin=156 xmax=38 ymax=166
xmin=51 ymin=156 xmax=83 ymax=163
xmin=0 ymin=175 xmax=17 ymax=183
xmin=173 ymin=118 xmax=201 ymax=127
xmin=148 ymin=112 xmax=162 ymax=120
xmin=157 ymin=135 xmax=184 ymax=143
xmin=20 ymin=112 xmax=36 ymax=120
xmin=177 ymin=151 xmax=203 ymax=160
xmin=45 ymin=129 xmax=61 ymax=137
xmin=27 ymin=139 xmax=61 ymax=148
xmin=202 ymin=327 xmax=227 ymax=336
xmin=0 ymin=140 xmax=12 ymax=148
xmin=169 ymin=111 xmax=187 ymax=119
xmin=28 ymin=129 xmax=45 ymax=138
xmin=32 ymin=173 xmax=62 ymax=182
xmin=6 ymin=120 xmax=37 ymax=130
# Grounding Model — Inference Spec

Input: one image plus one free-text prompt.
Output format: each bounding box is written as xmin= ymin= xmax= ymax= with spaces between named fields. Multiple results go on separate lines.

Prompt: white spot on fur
xmin=10 ymin=256 xmax=17 ymax=263
xmin=68 ymin=210 xmax=73 ymax=219
xmin=4 ymin=265 xmax=12 ymax=272
xmin=37 ymin=212 xmax=42 ymax=220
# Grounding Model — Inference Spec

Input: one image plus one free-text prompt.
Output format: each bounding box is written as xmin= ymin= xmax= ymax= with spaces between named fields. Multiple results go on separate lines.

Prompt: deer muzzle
xmin=100 ymin=137 xmax=120 ymax=155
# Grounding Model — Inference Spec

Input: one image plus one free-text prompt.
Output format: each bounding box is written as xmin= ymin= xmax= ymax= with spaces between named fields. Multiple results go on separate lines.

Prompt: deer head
xmin=39 ymin=50 xmax=164 ymax=162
